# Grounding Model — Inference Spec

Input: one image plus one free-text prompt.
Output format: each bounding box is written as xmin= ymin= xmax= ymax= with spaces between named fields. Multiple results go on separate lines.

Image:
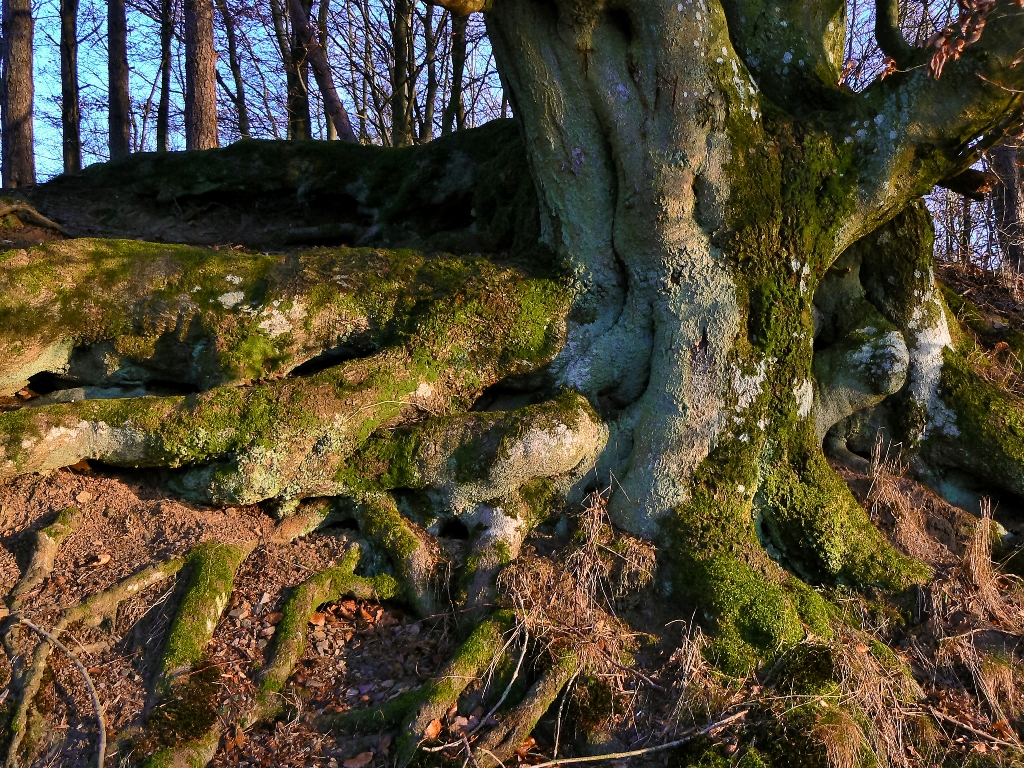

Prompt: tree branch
xmin=874 ymin=0 xmax=917 ymax=68
xmin=420 ymin=0 xmax=485 ymax=14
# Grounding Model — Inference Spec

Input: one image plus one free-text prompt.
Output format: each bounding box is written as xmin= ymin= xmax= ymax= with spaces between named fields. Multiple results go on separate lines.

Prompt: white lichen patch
xmin=218 ymin=291 xmax=245 ymax=309
xmin=731 ymin=360 xmax=768 ymax=411
xmin=225 ymin=274 xmax=243 ymax=285
xmin=795 ymin=379 xmax=814 ymax=418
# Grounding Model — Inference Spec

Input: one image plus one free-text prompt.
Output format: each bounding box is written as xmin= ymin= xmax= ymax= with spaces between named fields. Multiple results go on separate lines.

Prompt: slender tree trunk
xmin=317 ymin=0 xmax=335 ymax=140
xmin=960 ymin=194 xmax=972 ymax=263
xmin=419 ymin=3 xmax=439 ymax=141
xmin=60 ymin=0 xmax=81 ymax=174
xmin=184 ymin=0 xmax=219 ymax=149
xmin=215 ymin=0 xmax=249 ymax=138
xmin=1 ymin=0 xmax=35 ymax=186
xmin=391 ymin=0 xmax=412 ymax=146
xmin=441 ymin=12 xmax=466 ymax=135
xmin=289 ymin=0 xmax=356 ymax=141
xmin=991 ymin=143 xmax=1024 ymax=271
xmin=156 ymin=0 xmax=172 ymax=151
xmin=271 ymin=0 xmax=312 ymax=139
xmin=107 ymin=0 xmax=131 ymax=159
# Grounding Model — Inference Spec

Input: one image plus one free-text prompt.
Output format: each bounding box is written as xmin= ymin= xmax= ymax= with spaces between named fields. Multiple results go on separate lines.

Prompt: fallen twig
xmin=497 ymin=709 xmax=749 ymax=768
xmin=18 ymin=618 xmax=106 ymax=767
xmin=928 ymin=706 xmax=1021 ymax=749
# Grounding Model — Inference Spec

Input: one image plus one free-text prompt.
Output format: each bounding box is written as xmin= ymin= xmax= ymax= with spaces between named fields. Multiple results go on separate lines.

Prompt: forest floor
xmin=1 ymin=211 xmax=1023 ymax=767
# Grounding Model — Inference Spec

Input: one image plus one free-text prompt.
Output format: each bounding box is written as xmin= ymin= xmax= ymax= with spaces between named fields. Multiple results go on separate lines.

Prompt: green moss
xmin=159 ymin=541 xmax=250 ymax=689
xmin=41 ymin=506 xmax=78 ymax=544
xmin=136 ymin=662 xmax=221 ymax=761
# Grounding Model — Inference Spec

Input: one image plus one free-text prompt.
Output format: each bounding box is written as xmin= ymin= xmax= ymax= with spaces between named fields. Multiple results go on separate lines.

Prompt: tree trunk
xmin=156 ymin=0 xmax=172 ymax=152
xmin=60 ymin=0 xmax=81 ymax=174
xmin=471 ymin=0 xmax=1024 ymax=664
xmin=991 ymin=143 xmax=1024 ymax=271
xmin=107 ymin=0 xmax=131 ymax=160
xmin=289 ymin=0 xmax=356 ymax=141
xmin=184 ymin=0 xmax=219 ymax=149
xmin=441 ymin=12 xmax=466 ymax=136
xmin=391 ymin=0 xmax=413 ymax=146
xmin=1 ymin=0 xmax=35 ymax=187
xmin=317 ymin=0 xmax=335 ymax=140
xmin=271 ymin=0 xmax=312 ymax=140
xmin=418 ymin=3 xmax=439 ymax=141
xmin=215 ymin=0 xmax=250 ymax=139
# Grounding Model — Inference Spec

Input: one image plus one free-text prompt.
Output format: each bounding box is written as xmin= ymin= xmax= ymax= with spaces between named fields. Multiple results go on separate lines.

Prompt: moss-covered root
xmin=396 ymin=613 xmax=513 ymax=766
xmin=2 ymin=559 xmax=185 ymax=768
xmin=6 ymin=506 xmax=79 ymax=611
xmin=249 ymin=546 xmax=398 ymax=722
xmin=153 ymin=540 xmax=255 ymax=697
xmin=473 ymin=652 xmax=579 ymax=768
xmin=141 ymin=724 xmax=222 ymax=768
xmin=461 ymin=493 xmax=533 ymax=610
xmin=354 ymin=493 xmax=440 ymax=617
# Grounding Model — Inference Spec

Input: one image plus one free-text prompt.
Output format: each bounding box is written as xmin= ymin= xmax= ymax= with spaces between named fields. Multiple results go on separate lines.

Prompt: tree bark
xmin=215 ymin=0 xmax=250 ymax=138
xmin=391 ymin=0 xmax=413 ymax=146
xmin=60 ymin=0 xmax=81 ymax=174
xmin=1 ymin=0 xmax=35 ymax=187
xmin=184 ymin=0 xmax=219 ymax=149
xmin=288 ymin=0 xmax=356 ymax=142
xmin=317 ymin=0 xmax=335 ymax=140
xmin=991 ymin=143 xmax=1024 ymax=271
xmin=271 ymin=0 xmax=312 ymax=140
xmin=107 ymin=0 xmax=131 ymax=160
xmin=441 ymin=12 xmax=466 ymax=136
xmin=418 ymin=2 xmax=439 ymax=141
xmin=156 ymin=0 xmax=172 ymax=152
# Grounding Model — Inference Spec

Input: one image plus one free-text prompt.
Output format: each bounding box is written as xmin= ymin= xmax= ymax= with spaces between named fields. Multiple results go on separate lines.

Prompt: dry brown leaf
xmin=309 ymin=612 xmax=326 ymax=626
xmin=88 ymin=553 xmax=111 ymax=568
xmin=855 ymin=644 xmax=869 ymax=654
xmin=424 ymin=718 xmax=443 ymax=740
xmin=343 ymin=752 xmax=374 ymax=768
xmin=266 ymin=612 xmax=284 ymax=624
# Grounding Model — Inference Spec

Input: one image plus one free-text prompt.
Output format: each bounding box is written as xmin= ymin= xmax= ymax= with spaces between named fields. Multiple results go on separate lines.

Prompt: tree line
xmin=0 ymin=0 xmax=504 ymax=186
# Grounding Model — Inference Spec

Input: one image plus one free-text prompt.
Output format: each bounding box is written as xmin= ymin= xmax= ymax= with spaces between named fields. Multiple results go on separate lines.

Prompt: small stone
xmin=229 ymin=608 xmax=249 ymax=619
xmin=311 ymin=630 xmax=327 ymax=642
xmin=257 ymin=639 xmax=268 ymax=650
xmin=260 ymin=625 xmax=276 ymax=637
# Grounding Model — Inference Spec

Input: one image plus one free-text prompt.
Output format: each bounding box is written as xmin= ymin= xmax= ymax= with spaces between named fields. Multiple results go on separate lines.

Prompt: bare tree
xmin=289 ymin=0 xmax=356 ymax=141
xmin=441 ymin=12 xmax=465 ymax=135
xmin=270 ymin=0 xmax=311 ymax=139
xmin=391 ymin=0 xmax=413 ymax=146
xmin=60 ymin=0 xmax=82 ymax=173
xmin=991 ymin=143 xmax=1024 ymax=271
xmin=316 ymin=0 xmax=334 ymax=139
xmin=184 ymin=0 xmax=218 ymax=148
xmin=216 ymin=0 xmax=250 ymax=138
xmin=108 ymin=0 xmax=131 ymax=159
xmin=1 ymin=0 xmax=35 ymax=186
xmin=155 ymin=0 xmax=173 ymax=151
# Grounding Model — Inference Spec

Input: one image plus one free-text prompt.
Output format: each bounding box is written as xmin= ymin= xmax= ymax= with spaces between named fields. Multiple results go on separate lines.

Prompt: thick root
xmin=250 ymin=546 xmax=397 ymax=721
xmin=396 ymin=612 xmax=514 ymax=765
xmin=473 ymin=653 xmax=579 ymax=767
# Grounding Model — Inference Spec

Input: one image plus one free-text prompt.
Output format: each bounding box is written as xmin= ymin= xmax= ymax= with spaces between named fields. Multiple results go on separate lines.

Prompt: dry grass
xmin=813 ymin=705 xmax=866 ymax=768
xmin=867 ymin=435 xmax=948 ymax=567
xmin=497 ymin=490 xmax=653 ymax=687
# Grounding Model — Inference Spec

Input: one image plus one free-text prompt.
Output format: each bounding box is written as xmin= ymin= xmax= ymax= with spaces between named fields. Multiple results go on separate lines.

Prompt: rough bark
xmin=991 ymin=142 xmax=1024 ymax=270
xmin=107 ymin=0 xmax=131 ymax=160
xmin=317 ymin=0 xmax=334 ymax=140
xmin=60 ymin=0 xmax=81 ymax=174
xmin=184 ymin=0 xmax=219 ymax=149
xmin=1 ymin=0 xmax=35 ymax=187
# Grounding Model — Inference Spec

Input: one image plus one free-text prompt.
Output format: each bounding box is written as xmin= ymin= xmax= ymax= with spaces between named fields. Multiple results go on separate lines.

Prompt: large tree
xmin=5 ymin=0 xmax=1024 ymax=764
xmin=184 ymin=0 xmax=219 ymax=149
xmin=0 ymin=0 xmax=35 ymax=186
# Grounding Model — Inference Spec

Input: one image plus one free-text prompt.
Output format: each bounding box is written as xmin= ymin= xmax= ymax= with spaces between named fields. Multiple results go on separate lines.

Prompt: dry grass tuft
xmin=813 ymin=705 xmax=866 ymax=768
xmin=867 ymin=435 xmax=946 ymax=567
xmin=832 ymin=629 xmax=923 ymax=768
xmin=497 ymin=490 xmax=649 ymax=683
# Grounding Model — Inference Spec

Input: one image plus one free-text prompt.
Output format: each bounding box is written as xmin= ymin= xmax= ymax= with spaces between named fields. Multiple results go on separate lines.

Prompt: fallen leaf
xmin=76 ymin=491 xmax=93 ymax=503
xmin=265 ymin=612 xmax=284 ymax=624
xmin=309 ymin=612 xmax=326 ymax=626
xmin=855 ymin=644 xmax=869 ymax=654
xmin=379 ymin=735 xmax=391 ymax=757
xmin=343 ymin=752 xmax=374 ymax=768
xmin=424 ymin=718 xmax=443 ymax=740
xmin=359 ymin=606 xmax=374 ymax=622
xmin=88 ymin=553 xmax=111 ymax=568
xmin=450 ymin=715 xmax=469 ymax=732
